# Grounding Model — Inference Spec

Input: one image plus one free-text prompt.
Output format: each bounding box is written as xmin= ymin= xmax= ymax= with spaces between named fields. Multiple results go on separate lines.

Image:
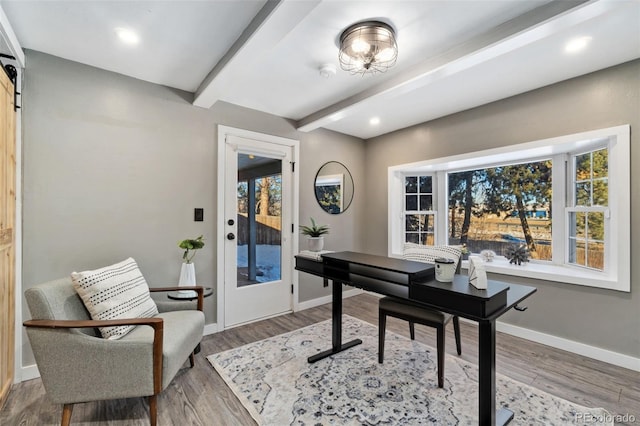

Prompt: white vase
xmin=178 ymin=262 xmax=197 ymax=297
xmin=308 ymin=236 xmax=324 ymax=252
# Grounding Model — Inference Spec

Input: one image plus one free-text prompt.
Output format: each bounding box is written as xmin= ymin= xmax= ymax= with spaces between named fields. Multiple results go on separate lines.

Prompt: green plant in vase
xmin=179 ymin=235 xmax=205 ymax=264
xmin=177 ymin=235 xmax=205 ymax=295
xmin=300 ymin=218 xmax=329 ymax=252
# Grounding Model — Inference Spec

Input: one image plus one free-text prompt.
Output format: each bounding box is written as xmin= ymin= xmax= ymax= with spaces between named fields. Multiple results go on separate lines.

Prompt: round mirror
xmin=314 ymin=161 xmax=354 ymax=214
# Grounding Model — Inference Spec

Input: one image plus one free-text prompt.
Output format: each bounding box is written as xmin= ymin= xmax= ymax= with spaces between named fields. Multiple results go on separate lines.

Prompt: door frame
xmin=216 ymin=125 xmax=299 ymax=330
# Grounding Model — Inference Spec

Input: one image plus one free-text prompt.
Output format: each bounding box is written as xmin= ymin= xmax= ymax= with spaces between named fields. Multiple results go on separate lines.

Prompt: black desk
xmin=295 ymin=251 xmax=536 ymax=426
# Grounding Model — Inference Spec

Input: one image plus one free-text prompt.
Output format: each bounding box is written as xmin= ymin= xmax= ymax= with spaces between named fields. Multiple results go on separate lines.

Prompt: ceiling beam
xmin=193 ymin=0 xmax=321 ymax=109
xmin=296 ymin=0 xmax=603 ymax=133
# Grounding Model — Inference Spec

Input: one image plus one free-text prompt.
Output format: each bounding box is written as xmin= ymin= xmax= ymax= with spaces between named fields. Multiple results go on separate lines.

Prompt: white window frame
xmin=566 ymin=147 xmax=610 ymax=272
xmin=388 ymin=125 xmax=630 ymax=292
xmin=401 ymin=173 xmax=437 ymax=245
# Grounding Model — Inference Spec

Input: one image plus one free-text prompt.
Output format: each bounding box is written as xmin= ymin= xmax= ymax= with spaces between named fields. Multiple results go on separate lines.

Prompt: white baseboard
xmin=495 ymin=321 xmax=640 ymax=372
xmin=204 ymin=322 xmax=219 ymax=336
xmin=296 ymin=288 xmax=363 ymax=311
xmin=20 ymin=363 xmax=40 ymax=382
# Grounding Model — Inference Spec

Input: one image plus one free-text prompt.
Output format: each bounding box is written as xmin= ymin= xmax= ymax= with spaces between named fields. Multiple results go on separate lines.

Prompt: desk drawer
xmin=409 ymin=281 xmax=508 ymax=319
xmin=295 ymin=257 xmax=324 ymax=275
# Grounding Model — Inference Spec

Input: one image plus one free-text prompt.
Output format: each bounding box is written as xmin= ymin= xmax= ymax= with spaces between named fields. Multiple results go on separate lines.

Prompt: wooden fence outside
xmin=237 ymin=214 xmax=281 ymax=245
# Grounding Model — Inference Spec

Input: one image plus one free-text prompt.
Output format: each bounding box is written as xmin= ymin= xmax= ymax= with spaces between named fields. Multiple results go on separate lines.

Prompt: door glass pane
xmin=236 ymin=153 xmax=282 ymax=287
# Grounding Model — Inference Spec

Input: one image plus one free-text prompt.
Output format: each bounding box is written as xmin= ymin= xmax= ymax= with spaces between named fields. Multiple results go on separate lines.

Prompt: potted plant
xmin=300 ymin=218 xmax=329 ymax=252
xmin=177 ymin=235 xmax=205 ymax=295
xmin=506 ymin=244 xmax=530 ymax=265
xmin=460 ymin=243 xmax=470 ymax=260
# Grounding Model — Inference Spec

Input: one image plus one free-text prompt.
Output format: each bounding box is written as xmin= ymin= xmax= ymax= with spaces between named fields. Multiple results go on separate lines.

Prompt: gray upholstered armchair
xmin=23 ymin=277 xmax=205 ymax=426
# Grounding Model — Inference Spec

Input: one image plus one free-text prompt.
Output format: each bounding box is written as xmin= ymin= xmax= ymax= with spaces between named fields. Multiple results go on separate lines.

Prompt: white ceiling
xmin=1 ymin=0 xmax=639 ymax=139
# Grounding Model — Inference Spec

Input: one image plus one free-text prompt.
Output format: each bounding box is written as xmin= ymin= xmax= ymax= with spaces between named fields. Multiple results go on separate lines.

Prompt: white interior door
xmin=222 ymin=134 xmax=293 ymax=327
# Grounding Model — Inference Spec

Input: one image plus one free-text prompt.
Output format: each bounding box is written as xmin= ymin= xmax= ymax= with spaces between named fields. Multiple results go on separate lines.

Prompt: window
xmin=388 ymin=125 xmax=630 ymax=292
xmin=403 ymin=175 xmax=435 ymax=244
xmin=567 ymin=148 xmax=608 ymax=270
xmin=447 ymin=160 xmax=552 ymax=261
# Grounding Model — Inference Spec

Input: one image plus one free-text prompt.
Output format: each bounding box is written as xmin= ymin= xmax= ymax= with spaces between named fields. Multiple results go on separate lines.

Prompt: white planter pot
xmin=307 ymin=236 xmax=324 ymax=252
xmin=178 ymin=262 xmax=197 ymax=297
xmin=434 ymin=258 xmax=456 ymax=282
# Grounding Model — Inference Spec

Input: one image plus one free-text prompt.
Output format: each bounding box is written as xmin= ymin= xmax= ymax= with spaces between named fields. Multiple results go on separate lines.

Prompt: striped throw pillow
xmin=403 ymin=243 xmax=462 ymax=265
xmin=71 ymin=258 xmax=159 ymax=339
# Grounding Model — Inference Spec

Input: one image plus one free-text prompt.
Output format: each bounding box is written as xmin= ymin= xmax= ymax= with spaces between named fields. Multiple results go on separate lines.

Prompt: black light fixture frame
xmin=338 ymin=20 xmax=398 ymax=75
xmin=0 ymin=53 xmax=21 ymax=110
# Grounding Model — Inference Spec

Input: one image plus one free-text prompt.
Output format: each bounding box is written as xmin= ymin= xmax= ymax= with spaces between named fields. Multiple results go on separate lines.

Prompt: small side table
xmin=167 ymin=287 xmax=214 ymax=300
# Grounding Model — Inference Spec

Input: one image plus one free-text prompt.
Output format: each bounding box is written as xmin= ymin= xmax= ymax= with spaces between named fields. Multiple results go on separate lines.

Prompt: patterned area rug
xmin=207 ymin=316 xmax=612 ymax=425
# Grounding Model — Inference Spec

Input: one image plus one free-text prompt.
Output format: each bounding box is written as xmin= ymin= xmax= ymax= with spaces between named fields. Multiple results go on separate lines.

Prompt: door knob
xmin=227 ymin=233 xmax=235 ymax=240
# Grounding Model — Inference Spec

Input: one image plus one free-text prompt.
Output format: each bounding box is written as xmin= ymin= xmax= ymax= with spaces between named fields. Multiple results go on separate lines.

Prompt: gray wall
xmin=20 ymin=48 xmax=638 ymax=366
xmin=298 ymin=128 xmax=365 ymax=301
xmin=20 ymin=50 xmax=365 ymax=365
xmin=364 ymin=59 xmax=640 ymax=357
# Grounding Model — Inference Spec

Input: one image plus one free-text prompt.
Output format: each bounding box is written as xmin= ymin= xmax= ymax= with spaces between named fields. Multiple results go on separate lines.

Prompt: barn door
xmin=0 ymin=67 xmax=16 ymax=408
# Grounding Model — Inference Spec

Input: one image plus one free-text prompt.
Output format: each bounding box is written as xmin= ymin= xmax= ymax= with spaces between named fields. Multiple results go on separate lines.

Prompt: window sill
xmin=461 ymin=257 xmax=628 ymax=292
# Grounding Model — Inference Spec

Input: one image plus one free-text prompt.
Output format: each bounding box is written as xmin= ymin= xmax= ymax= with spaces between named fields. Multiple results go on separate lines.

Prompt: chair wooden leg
xmin=189 ymin=352 xmax=195 ymax=368
xmin=453 ymin=316 xmax=462 ymax=355
xmin=61 ymin=403 xmax=73 ymax=426
xmin=409 ymin=321 xmax=415 ymax=340
xmin=436 ymin=325 xmax=445 ymax=388
xmin=149 ymin=394 xmax=158 ymax=426
xmin=378 ymin=309 xmax=387 ymax=363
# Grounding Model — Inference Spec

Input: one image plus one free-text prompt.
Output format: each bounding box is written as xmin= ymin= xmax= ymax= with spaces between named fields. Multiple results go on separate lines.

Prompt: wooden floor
xmin=2 ymin=293 xmax=639 ymax=425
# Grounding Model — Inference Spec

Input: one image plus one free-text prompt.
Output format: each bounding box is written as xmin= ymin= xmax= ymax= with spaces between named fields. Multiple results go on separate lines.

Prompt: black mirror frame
xmin=313 ymin=161 xmax=354 ymax=214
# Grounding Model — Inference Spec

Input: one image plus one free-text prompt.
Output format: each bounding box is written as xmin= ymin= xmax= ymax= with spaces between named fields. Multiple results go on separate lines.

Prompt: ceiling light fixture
xmin=338 ymin=20 xmax=398 ymax=75
xmin=565 ymin=36 xmax=592 ymax=54
xmin=115 ymin=27 xmax=140 ymax=45
xmin=369 ymin=117 xmax=380 ymax=126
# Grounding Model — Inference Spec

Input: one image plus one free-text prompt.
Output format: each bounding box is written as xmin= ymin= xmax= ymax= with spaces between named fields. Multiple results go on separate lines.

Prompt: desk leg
xmin=307 ymin=280 xmax=362 ymax=363
xmin=479 ymin=320 xmax=514 ymax=426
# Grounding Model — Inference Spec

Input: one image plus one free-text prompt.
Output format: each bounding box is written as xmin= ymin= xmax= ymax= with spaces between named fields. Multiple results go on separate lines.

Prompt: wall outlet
xmin=194 ymin=208 xmax=203 ymax=222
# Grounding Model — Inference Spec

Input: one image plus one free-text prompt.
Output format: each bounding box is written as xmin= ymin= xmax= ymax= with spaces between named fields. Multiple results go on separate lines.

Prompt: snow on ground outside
xmin=237 ymin=244 xmax=281 ymax=282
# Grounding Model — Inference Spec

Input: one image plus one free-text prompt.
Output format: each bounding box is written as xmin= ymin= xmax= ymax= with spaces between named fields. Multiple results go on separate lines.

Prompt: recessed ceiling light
xmin=565 ymin=36 xmax=592 ymax=54
xmin=369 ymin=117 xmax=380 ymax=126
xmin=115 ymin=27 xmax=140 ymax=45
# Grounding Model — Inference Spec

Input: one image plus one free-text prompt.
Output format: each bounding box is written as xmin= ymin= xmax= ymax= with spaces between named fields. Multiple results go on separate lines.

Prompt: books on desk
xmin=297 ymin=250 xmax=334 ymax=261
